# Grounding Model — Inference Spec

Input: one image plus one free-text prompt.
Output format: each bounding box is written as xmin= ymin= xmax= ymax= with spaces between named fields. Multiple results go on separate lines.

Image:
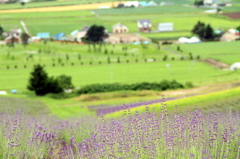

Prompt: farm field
xmin=166 ymin=41 xmax=240 ymax=64
xmin=1 ymin=41 xmax=240 ymax=92
xmin=0 ymin=1 xmax=124 ymax=11
xmin=0 ymin=0 xmax=194 ymax=10
xmin=1 ymin=1 xmax=240 ymax=157
xmin=1 ymin=10 xmax=240 ymax=37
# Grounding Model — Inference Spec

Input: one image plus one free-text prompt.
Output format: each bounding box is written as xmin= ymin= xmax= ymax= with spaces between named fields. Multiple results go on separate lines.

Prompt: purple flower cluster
xmin=1 ymin=105 xmax=240 ymax=158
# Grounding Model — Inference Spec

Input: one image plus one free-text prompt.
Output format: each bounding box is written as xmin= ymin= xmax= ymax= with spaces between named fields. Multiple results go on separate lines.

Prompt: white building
xmin=158 ymin=23 xmax=174 ymax=32
xmin=112 ymin=23 xmax=129 ymax=33
xmin=124 ymin=1 xmax=139 ymax=7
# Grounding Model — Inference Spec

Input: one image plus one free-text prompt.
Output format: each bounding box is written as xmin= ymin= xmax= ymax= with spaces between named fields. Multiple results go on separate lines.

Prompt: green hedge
xmin=77 ymin=80 xmax=184 ymax=95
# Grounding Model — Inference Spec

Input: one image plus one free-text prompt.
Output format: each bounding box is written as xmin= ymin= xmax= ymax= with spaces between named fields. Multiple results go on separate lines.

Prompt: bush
xmin=185 ymin=81 xmax=194 ymax=88
xmin=14 ymin=65 xmax=17 ymax=69
xmin=77 ymin=80 xmax=184 ymax=95
xmin=163 ymin=55 xmax=168 ymax=61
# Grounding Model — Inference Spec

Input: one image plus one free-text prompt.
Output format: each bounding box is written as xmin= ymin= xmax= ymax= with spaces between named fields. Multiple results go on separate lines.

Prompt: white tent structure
xmin=178 ymin=37 xmax=201 ymax=44
xmin=230 ymin=62 xmax=240 ymax=71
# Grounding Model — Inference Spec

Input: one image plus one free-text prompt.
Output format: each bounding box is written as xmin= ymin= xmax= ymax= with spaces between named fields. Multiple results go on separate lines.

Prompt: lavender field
xmin=1 ymin=102 xmax=240 ymax=159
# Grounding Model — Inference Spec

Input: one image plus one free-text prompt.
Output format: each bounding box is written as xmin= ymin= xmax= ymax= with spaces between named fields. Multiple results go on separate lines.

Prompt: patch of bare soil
xmin=222 ymin=12 xmax=240 ymax=19
xmin=200 ymin=59 xmax=230 ymax=69
xmin=107 ymin=33 xmax=149 ymax=44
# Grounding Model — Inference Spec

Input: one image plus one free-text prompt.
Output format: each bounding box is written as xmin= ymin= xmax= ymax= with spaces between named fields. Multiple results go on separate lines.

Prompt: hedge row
xmin=77 ymin=80 xmax=184 ymax=95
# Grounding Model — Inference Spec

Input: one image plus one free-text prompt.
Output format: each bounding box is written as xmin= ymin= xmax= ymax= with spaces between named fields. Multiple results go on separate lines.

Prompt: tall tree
xmin=84 ymin=25 xmax=108 ymax=43
xmin=21 ymin=32 xmax=29 ymax=47
xmin=203 ymin=24 xmax=214 ymax=40
xmin=27 ymin=64 xmax=63 ymax=95
xmin=27 ymin=64 xmax=49 ymax=95
xmin=0 ymin=25 xmax=3 ymax=40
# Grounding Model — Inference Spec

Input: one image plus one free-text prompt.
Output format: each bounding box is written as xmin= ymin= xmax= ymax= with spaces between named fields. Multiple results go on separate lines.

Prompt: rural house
xmin=4 ymin=34 xmax=21 ymax=44
xmin=158 ymin=23 xmax=174 ymax=32
xmin=112 ymin=23 xmax=129 ymax=33
xmin=138 ymin=19 xmax=152 ymax=32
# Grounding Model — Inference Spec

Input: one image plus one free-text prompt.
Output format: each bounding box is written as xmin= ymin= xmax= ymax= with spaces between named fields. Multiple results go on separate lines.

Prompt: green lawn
xmin=1 ymin=42 xmax=240 ymax=93
xmin=166 ymin=41 xmax=240 ymax=64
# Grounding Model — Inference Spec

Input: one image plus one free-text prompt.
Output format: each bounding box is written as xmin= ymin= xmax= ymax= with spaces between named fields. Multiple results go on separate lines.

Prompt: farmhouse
xmin=220 ymin=29 xmax=239 ymax=41
xmin=138 ymin=19 xmax=152 ymax=32
xmin=112 ymin=23 xmax=129 ymax=33
xmin=124 ymin=1 xmax=139 ymax=7
xmin=158 ymin=23 xmax=174 ymax=32
xmin=72 ymin=31 xmax=86 ymax=42
xmin=4 ymin=34 xmax=21 ymax=44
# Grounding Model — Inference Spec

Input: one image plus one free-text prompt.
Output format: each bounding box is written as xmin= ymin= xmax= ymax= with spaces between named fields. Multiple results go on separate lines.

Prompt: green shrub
xmin=77 ymin=80 xmax=184 ymax=95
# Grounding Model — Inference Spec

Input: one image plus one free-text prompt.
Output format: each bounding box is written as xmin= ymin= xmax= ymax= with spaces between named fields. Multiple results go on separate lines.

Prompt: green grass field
xmin=166 ymin=41 xmax=240 ymax=64
xmin=0 ymin=0 xmax=194 ymax=10
xmin=1 ymin=41 xmax=240 ymax=93
xmin=0 ymin=5 xmax=239 ymax=36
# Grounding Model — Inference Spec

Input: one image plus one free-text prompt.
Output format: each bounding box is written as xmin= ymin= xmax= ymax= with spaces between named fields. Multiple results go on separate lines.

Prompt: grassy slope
xmin=1 ymin=42 xmax=240 ymax=92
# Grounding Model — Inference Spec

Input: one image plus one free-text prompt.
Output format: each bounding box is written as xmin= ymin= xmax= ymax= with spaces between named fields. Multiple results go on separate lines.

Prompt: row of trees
xmin=28 ymin=64 xmax=74 ymax=96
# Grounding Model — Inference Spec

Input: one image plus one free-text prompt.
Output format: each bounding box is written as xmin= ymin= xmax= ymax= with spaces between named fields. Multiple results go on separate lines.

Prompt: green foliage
xmin=191 ymin=21 xmax=214 ymax=41
xmin=0 ymin=25 xmax=3 ymax=40
xmin=77 ymin=80 xmax=184 ymax=95
xmin=194 ymin=0 xmax=203 ymax=6
xmin=27 ymin=64 xmax=63 ymax=96
xmin=20 ymin=32 xmax=29 ymax=47
xmin=85 ymin=25 xmax=108 ymax=43
xmin=237 ymin=26 xmax=240 ymax=32
xmin=57 ymin=75 xmax=74 ymax=90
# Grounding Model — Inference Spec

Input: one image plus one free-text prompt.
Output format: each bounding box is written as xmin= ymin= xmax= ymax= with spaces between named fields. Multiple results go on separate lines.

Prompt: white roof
xmin=230 ymin=62 xmax=240 ymax=71
xmin=178 ymin=36 xmax=201 ymax=43
xmin=124 ymin=1 xmax=139 ymax=7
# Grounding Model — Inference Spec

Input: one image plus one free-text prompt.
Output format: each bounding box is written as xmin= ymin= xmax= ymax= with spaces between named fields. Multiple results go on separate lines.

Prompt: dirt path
xmin=200 ymin=59 xmax=230 ymax=69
